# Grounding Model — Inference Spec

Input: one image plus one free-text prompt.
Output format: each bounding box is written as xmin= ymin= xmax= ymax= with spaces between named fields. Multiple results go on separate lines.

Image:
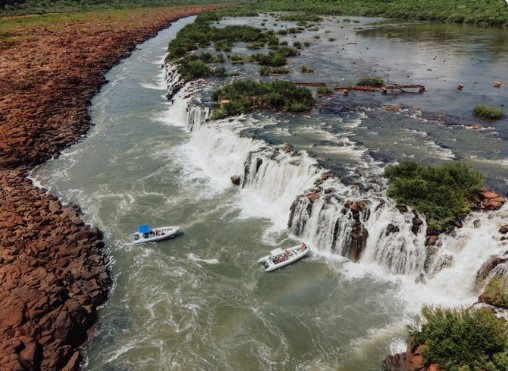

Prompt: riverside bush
xmin=277 ymin=13 xmax=323 ymax=22
xmin=317 ymin=85 xmax=334 ymax=95
xmin=409 ymin=306 xmax=508 ymax=370
xmin=473 ymin=104 xmax=504 ymax=120
xmin=166 ymin=14 xmax=301 ymax=82
xmin=482 ymin=277 xmax=508 ymax=309
xmin=259 ymin=66 xmax=291 ymax=76
xmin=357 ymin=76 xmax=384 ymax=87
xmin=211 ymin=79 xmax=314 ymax=119
xmin=384 ymin=161 xmax=483 ymax=232
xmin=301 ymin=64 xmax=314 ymax=73
xmin=167 ymin=21 xmax=270 ymax=62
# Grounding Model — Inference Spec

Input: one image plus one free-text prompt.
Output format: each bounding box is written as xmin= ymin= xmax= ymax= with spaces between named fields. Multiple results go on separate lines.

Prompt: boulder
xmin=307 ymin=193 xmax=318 ymax=203
xmin=385 ymin=223 xmax=400 ymax=236
xmin=476 ymin=255 xmax=508 ymax=286
xmin=412 ymin=215 xmax=423 ymax=235
xmin=382 ymin=353 xmax=407 ymax=371
xmin=282 ymin=143 xmax=292 ymax=153
xmin=499 ymin=225 xmax=508 ymax=235
xmin=230 ymin=175 xmax=241 ymax=186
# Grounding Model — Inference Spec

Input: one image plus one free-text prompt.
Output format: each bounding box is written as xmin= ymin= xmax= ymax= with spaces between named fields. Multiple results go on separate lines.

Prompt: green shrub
xmin=213 ymin=66 xmax=227 ymax=77
xmin=317 ymin=85 xmax=334 ymax=95
xmin=259 ymin=66 xmax=291 ymax=76
xmin=211 ymin=79 xmax=314 ymax=118
xmin=357 ymin=76 xmax=385 ymax=87
xmin=474 ymin=104 xmax=504 ymax=120
xmin=384 ymin=161 xmax=483 ymax=232
xmin=211 ymin=107 xmax=228 ymax=120
xmin=251 ymin=47 xmax=298 ymax=67
xmin=247 ymin=41 xmax=265 ymax=49
xmin=277 ymin=13 xmax=322 ymax=22
xmin=214 ymin=39 xmax=232 ymax=52
xmin=301 ymin=64 xmax=314 ymax=73
xmin=177 ymin=59 xmax=212 ymax=80
xmin=482 ymin=277 xmax=508 ymax=309
xmin=409 ymin=306 xmax=508 ymax=370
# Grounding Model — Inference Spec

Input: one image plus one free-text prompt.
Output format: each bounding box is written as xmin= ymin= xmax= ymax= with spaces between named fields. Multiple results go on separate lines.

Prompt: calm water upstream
xmin=32 ymin=15 xmax=508 ymax=370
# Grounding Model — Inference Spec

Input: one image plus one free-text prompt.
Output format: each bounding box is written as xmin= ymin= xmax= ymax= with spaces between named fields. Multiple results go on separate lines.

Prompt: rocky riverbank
xmin=0 ymin=5 xmax=222 ymax=370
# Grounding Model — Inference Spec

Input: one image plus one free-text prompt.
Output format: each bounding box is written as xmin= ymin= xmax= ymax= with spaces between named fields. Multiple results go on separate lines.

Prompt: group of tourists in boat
xmin=133 ymin=224 xmax=181 ymax=244
xmin=257 ymin=242 xmax=310 ymax=272
xmin=134 ymin=226 xmax=309 ymax=272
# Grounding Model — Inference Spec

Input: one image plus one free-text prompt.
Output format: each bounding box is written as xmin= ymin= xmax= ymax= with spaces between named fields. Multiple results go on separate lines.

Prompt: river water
xmin=31 ymin=15 xmax=508 ymax=370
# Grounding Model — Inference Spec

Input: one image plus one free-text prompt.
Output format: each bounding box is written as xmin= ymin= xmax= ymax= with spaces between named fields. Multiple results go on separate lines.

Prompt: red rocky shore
xmin=0 ymin=5 xmax=223 ymax=370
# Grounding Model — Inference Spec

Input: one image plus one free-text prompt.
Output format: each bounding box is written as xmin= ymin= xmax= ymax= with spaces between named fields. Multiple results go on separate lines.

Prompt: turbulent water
xmin=31 ymin=15 xmax=508 ymax=370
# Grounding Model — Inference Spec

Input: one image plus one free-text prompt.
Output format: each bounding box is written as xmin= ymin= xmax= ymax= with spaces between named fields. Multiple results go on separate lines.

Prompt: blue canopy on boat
xmin=138 ymin=224 xmax=150 ymax=234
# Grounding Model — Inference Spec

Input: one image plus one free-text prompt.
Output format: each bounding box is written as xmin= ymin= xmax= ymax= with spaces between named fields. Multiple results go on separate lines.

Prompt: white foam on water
xmin=423 ymin=140 xmax=455 ymax=159
xmin=187 ymin=253 xmax=220 ymax=265
xmin=175 ymin=122 xmax=264 ymax=194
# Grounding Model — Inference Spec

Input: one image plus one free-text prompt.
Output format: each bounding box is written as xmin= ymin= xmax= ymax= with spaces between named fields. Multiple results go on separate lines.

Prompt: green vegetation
xmin=176 ymin=53 xmax=226 ymax=80
xmin=482 ymin=277 xmax=508 ymax=309
xmin=301 ymin=64 xmax=314 ymax=73
xmin=277 ymin=13 xmax=323 ymax=22
xmin=211 ymin=79 xmax=314 ymax=119
xmin=250 ymin=47 xmax=298 ymax=66
xmin=247 ymin=41 xmax=265 ymax=49
xmin=251 ymin=0 xmax=508 ymax=27
xmin=3 ymin=0 xmax=507 ymax=27
xmin=259 ymin=66 xmax=291 ymax=76
xmin=166 ymin=13 xmax=289 ymax=81
xmin=0 ymin=0 xmax=227 ymax=15
xmin=357 ymin=76 xmax=385 ymax=87
xmin=474 ymin=104 xmax=504 ymax=120
xmin=384 ymin=161 xmax=483 ymax=232
xmin=167 ymin=20 xmax=271 ymax=61
xmin=409 ymin=306 xmax=508 ymax=370
xmin=317 ymin=85 xmax=334 ymax=95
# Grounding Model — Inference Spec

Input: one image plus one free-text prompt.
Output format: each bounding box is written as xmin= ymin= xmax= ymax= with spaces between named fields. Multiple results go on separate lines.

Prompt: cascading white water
xmin=164 ymin=63 xmax=184 ymax=101
xmin=165 ymin=59 xmax=508 ymax=294
xmin=186 ymin=104 xmax=210 ymax=132
xmin=242 ymin=148 xmax=320 ymax=205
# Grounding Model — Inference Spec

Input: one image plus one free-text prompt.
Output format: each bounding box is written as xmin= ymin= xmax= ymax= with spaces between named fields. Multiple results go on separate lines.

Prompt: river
xmin=31 ymin=14 xmax=508 ymax=370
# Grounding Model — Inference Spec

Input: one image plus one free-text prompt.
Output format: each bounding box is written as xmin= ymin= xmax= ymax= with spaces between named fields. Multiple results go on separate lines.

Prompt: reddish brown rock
xmin=0 ymin=4 xmax=224 ymax=370
xmin=307 ymin=193 xmax=319 ymax=202
xmin=474 ymin=189 xmax=506 ymax=211
xmin=500 ymin=225 xmax=508 ymax=234
xmin=382 ymin=342 xmax=427 ymax=371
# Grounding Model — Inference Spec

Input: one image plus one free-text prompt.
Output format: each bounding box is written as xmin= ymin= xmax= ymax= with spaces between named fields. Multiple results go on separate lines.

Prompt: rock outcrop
xmin=0 ymin=4 xmax=223 ymax=370
xmin=474 ymin=189 xmax=506 ymax=211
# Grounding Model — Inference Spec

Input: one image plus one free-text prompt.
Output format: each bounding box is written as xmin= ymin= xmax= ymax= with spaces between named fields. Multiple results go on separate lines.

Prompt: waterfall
xmin=287 ymin=174 xmax=459 ymax=278
xmin=241 ymin=147 xmax=320 ymax=204
xmin=164 ymin=62 xmax=185 ymax=101
xmin=164 ymin=59 xmax=508 ymax=289
xmin=186 ymin=104 xmax=210 ymax=132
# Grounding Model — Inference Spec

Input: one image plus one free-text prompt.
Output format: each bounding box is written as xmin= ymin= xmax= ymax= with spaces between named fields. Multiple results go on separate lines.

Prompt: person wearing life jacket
xmin=301 ymin=242 xmax=307 ymax=250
